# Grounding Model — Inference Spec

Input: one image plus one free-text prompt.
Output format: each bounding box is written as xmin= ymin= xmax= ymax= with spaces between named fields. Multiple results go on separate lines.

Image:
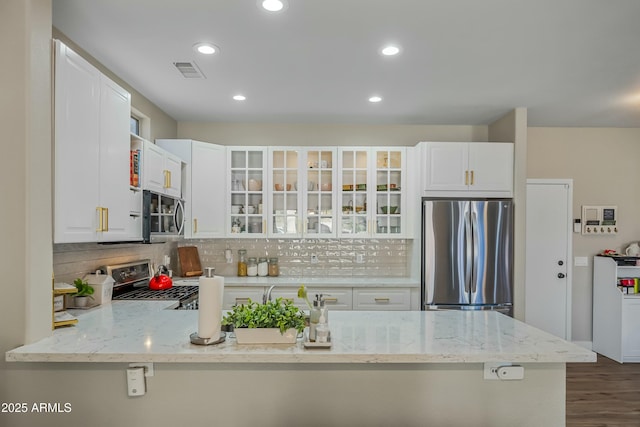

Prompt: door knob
xmin=557 ymin=273 xmax=565 ymax=278
xmin=557 ymin=260 xmax=564 ymax=266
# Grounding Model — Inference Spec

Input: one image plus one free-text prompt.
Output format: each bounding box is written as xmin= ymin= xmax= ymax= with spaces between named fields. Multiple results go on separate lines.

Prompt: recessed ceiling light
xmin=193 ymin=43 xmax=219 ymax=55
xmin=260 ymin=0 xmax=287 ymax=12
xmin=233 ymin=95 xmax=246 ymax=101
xmin=369 ymin=96 xmax=383 ymax=103
xmin=380 ymin=45 xmax=401 ymax=56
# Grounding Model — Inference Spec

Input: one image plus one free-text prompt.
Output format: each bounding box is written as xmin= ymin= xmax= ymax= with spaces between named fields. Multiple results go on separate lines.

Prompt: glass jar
xmin=257 ymin=257 xmax=268 ymax=277
xmin=247 ymin=257 xmax=258 ymax=277
xmin=268 ymin=258 xmax=279 ymax=277
xmin=237 ymin=249 xmax=247 ymax=277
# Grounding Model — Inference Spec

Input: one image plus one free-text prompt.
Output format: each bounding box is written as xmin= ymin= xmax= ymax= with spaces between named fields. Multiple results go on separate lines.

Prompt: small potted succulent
xmin=72 ymin=278 xmax=95 ymax=307
xmin=222 ymin=297 xmax=306 ymax=344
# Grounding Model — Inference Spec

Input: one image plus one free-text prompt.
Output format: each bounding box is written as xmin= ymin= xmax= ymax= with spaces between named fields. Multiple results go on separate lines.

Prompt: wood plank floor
xmin=567 ymin=354 xmax=640 ymax=426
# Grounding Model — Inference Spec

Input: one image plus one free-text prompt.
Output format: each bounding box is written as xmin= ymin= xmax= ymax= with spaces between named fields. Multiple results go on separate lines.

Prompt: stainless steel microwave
xmin=142 ymin=190 xmax=184 ymax=243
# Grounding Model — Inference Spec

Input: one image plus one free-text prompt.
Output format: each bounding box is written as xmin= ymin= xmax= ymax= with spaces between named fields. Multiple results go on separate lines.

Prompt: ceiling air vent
xmin=173 ymin=61 xmax=205 ymax=79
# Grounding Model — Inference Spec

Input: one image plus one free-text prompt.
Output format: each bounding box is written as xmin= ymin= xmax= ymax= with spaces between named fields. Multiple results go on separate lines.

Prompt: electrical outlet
xmin=129 ymin=362 xmax=154 ymax=377
xmin=356 ymin=254 xmax=365 ymax=264
xmin=310 ymin=254 xmax=318 ymax=264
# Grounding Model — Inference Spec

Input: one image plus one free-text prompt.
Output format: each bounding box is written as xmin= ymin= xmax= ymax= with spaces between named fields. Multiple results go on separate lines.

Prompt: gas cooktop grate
xmin=113 ymin=286 xmax=198 ymax=301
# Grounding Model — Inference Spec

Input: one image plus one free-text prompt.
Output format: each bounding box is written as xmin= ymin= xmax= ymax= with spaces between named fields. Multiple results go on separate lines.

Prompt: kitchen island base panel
xmin=3 ymin=362 xmax=565 ymax=427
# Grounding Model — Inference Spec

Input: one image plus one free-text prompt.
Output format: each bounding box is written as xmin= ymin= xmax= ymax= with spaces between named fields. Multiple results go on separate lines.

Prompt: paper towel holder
xmin=190 ymin=331 xmax=226 ymax=346
xmin=190 ymin=266 xmax=225 ymax=345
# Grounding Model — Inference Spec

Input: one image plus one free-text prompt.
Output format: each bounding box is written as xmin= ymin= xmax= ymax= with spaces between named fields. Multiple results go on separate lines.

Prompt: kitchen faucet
xmin=262 ymin=285 xmax=276 ymax=304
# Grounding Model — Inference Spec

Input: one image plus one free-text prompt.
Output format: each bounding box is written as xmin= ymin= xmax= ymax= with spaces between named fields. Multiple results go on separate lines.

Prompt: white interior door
xmin=525 ymin=179 xmax=572 ymax=340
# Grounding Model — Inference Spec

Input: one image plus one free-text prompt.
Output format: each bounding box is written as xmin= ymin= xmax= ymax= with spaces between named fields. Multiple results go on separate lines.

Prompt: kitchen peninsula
xmin=6 ymin=301 xmax=594 ymax=427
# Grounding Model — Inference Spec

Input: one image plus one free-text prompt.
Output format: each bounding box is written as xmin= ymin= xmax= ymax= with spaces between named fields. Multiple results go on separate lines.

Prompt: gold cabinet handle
xmin=194 ymin=218 xmax=198 ymax=234
xmin=465 ymin=170 xmax=469 ymax=185
xmin=163 ymin=170 xmax=169 ymax=188
xmin=374 ymin=297 xmax=391 ymax=303
xmin=168 ymin=170 xmax=172 ymax=188
xmin=103 ymin=207 xmax=109 ymax=231
xmin=324 ymin=297 xmax=338 ymax=303
xmin=96 ymin=207 xmax=103 ymax=232
xmin=470 ymin=170 xmax=474 ymax=185
xmin=235 ymin=297 xmax=250 ymax=305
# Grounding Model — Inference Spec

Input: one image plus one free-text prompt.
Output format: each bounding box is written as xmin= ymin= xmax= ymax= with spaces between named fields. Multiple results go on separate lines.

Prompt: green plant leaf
xmin=222 ymin=297 xmax=306 ymax=334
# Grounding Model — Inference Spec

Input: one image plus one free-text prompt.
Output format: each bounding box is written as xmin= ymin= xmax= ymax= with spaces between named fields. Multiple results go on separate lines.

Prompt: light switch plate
xmin=574 ymin=257 xmax=588 ymax=267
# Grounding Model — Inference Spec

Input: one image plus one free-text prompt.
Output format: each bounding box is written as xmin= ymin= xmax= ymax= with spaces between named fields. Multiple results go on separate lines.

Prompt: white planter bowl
xmin=234 ymin=328 xmax=298 ymax=344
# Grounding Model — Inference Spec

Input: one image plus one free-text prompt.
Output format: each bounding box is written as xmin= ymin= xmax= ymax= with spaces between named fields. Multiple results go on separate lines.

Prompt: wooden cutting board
xmin=177 ymin=246 xmax=203 ymax=277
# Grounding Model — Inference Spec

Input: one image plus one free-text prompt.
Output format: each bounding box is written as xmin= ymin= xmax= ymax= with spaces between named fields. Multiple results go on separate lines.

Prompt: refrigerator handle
xmin=471 ymin=211 xmax=479 ymax=293
xmin=464 ymin=209 xmax=472 ymax=294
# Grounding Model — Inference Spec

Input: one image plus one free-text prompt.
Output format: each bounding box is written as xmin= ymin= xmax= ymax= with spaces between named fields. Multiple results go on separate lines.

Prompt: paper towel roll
xmin=198 ymin=272 xmax=224 ymax=339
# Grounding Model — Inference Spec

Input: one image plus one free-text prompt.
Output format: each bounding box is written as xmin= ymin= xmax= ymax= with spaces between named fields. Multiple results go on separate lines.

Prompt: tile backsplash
xmin=53 ymin=238 xmax=411 ymax=281
xmin=185 ymin=238 xmax=411 ymax=277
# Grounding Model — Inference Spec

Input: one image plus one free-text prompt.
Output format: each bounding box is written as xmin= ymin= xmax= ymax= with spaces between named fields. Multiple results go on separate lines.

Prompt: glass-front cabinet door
xmin=373 ymin=148 xmax=405 ymax=236
xmin=269 ymin=148 xmax=301 ymax=237
xmin=338 ymin=148 xmax=369 ymax=236
xmin=337 ymin=147 xmax=406 ymax=238
xmin=227 ymin=147 xmax=266 ymax=236
xmin=304 ymin=149 xmax=336 ymax=236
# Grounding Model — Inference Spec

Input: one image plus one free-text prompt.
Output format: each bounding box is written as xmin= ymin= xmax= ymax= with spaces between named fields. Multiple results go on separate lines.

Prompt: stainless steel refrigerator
xmin=422 ymin=198 xmax=514 ymax=315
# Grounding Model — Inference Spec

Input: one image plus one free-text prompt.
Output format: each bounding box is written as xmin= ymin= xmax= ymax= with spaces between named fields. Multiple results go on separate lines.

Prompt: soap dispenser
xmin=315 ymin=306 xmax=330 ymax=343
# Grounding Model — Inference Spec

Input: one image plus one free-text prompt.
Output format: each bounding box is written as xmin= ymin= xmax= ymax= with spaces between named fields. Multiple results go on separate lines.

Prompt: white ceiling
xmin=53 ymin=0 xmax=640 ymax=127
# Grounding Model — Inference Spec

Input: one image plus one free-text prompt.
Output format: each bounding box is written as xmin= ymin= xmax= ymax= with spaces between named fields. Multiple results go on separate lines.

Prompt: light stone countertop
xmin=6 ymin=301 xmax=595 ymax=364
xmin=173 ymin=276 xmax=420 ymax=287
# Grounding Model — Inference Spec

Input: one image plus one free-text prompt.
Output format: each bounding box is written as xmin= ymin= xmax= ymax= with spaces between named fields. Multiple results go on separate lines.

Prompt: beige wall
xmin=528 ymin=127 xmax=640 ymax=342
xmin=1 ymin=0 xmax=53 ymax=404
xmin=489 ymin=109 xmax=528 ymax=321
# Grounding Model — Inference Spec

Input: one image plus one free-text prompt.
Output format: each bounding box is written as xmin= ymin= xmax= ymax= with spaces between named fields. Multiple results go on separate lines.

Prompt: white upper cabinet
xmin=157 ymin=139 xmax=226 ymax=239
xmin=268 ymin=147 xmax=304 ymax=237
xmin=53 ymin=40 xmax=131 ymax=243
xmin=227 ymin=147 xmax=268 ymax=237
xmin=337 ymin=147 xmax=408 ymax=238
xmin=267 ymin=147 xmax=338 ymax=238
xmin=142 ymin=141 xmax=182 ymax=198
xmin=422 ymin=142 xmax=513 ymax=197
xmin=302 ymin=148 xmax=337 ymax=237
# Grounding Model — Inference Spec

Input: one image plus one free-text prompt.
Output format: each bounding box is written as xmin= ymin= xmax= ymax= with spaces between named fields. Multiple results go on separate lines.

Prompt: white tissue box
xmin=83 ymin=272 xmax=115 ymax=305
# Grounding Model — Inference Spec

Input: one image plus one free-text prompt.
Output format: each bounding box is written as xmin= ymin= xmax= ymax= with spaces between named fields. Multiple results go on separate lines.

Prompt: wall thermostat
xmin=581 ymin=205 xmax=618 ymax=235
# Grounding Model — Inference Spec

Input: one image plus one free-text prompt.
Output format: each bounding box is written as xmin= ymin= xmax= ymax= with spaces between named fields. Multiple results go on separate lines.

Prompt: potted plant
xmin=222 ymin=297 xmax=306 ymax=344
xmin=72 ymin=278 xmax=95 ymax=307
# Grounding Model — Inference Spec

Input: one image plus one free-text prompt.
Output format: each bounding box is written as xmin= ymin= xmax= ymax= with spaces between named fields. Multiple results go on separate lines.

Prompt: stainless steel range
xmin=102 ymin=259 xmax=198 ymax=309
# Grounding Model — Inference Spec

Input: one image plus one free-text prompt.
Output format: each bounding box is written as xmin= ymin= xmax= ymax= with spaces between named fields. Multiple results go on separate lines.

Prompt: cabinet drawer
xmin=353 ymin=288 xmax=411 ymax=310
xmin=271 ymin=287 xmax=353 ymax=310
xmin=223 ymin=286 xmax=264 ymax=310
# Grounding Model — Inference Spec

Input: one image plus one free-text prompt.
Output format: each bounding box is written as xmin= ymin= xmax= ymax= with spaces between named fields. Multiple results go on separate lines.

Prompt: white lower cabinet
xmin=222 ymin=287 xmax=264 ymax=310
xmin=221 ymin=286 xmax=415 ymax=311
xmin=622 ymin=298 xmax=640 ymax=360
xmin=353 ymin=288 xmax=411 ymax=310
xmin=593 ymin=256 xmax=640 ymax=363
